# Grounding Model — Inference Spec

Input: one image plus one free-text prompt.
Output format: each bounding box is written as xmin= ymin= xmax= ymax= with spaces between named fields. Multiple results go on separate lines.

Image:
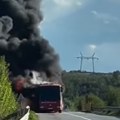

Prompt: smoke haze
xmin=0 ymin=0 xmax=62 ymax=83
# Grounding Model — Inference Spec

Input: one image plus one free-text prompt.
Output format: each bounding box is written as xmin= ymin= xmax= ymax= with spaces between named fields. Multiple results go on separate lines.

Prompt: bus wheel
xmin=59 ymin=110 xmax=62 ymax=113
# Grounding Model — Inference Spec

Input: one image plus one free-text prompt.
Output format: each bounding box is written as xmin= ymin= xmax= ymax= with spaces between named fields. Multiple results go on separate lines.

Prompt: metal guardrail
xmin=20 ymin=106 xmax=30 ymax=120
xmin=92 ymin=106 xmax=120 ymax=115
xmin=0 ymin=106 xmax=30 ymax=120
xmin=93 ymin=106 xmax=120 ymax=111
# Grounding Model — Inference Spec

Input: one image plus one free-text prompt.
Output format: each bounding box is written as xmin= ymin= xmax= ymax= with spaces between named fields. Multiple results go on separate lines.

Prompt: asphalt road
xmin=38 ymin=112 xmax=120 ymax=120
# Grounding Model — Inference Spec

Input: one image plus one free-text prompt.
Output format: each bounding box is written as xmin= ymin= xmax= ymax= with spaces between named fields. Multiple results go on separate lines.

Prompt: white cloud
xmin=76 ymin=1 xmax=82 ymax=6
xmin=91 ymin=10 xmax=119 ymax=24
xmin=53 ymin=0 xmax=82 ymax=7
xmin=89 ymin=44 xmax=96 ymax=51
xmin=41 ymin=0 xmax=87 ymax=25
xmin=84 ymin=44 xmax=97 ymax=55
xmin=53 ymin=0 xmax=72 ymax=7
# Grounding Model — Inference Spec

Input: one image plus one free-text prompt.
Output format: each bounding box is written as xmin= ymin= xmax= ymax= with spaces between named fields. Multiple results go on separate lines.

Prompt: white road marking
xmin=63 ymin=112 xmax=92 ymax=120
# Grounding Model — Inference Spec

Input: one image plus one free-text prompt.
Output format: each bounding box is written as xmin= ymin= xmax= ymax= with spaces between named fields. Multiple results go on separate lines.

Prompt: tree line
xmin=62 ymin=70 xmax=120 ymax=111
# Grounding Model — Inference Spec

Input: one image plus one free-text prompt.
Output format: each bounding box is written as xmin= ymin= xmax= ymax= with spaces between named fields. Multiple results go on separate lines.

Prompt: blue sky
xmin=40 ymin=0 xmax=120 ymax=73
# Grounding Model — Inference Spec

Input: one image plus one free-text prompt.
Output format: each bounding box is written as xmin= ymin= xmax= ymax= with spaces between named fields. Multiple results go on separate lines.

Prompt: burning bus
xmin=39 ymin=83 xmax=63 ymax=113
xmin=22 ymin=83 xmax=64 ymax=113
xmin=0 ymin=0 xmax=64 ymax=112
xmin=13 ymin=71 xmax=64 ymax=113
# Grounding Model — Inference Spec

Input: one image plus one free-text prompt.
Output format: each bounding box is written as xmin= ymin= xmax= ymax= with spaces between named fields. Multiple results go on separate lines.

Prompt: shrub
xmin=29 ymin=111 xmax=39 ymax=120
xmin=73 ymin=94 xmax=106 ymax=111
xmin=107 ymin=86 xmax=120 ymax=106
xmin=0 ymin=57 xmax=18 ymax=118
xmin=88 ymin=94 xmax=106 ymax=109
xmin=73 ymin=96 xmax=85 ymax=111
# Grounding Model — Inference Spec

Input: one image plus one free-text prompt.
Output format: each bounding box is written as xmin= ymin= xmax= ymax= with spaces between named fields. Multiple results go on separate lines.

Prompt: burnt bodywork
xmin=21 ymin=85 xmax=63 ymax=112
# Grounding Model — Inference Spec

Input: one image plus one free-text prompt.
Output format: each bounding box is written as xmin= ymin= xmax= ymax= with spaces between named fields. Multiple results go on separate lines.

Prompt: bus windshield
xmin=39 ymin=86 xmax=60 ymax=101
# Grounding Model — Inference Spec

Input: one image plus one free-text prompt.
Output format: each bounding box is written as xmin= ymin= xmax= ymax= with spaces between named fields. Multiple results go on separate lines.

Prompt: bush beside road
xmin=0 ymin=57 xmax=18 ymax=119
xmin=0 ymin=57 xmax=39 ymax=120
xmin=29 ymin=111 xmax=39 ymax=120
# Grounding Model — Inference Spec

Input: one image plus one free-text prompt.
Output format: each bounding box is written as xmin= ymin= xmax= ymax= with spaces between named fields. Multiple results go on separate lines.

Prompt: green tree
xmin=112 ymin=71 xmax=119 ymax=80
xmin=88 ymin=94 xmax=106 ymax=109
xmin=73 ymin=96 xmax=86 ymax=111
xmin=62 ymin=70 xmax=120 ymax=111
xmin=107 ymin=86 xmax=120 ymax=106
xmin=73 ymin=94 xmax=106 ymax=111
xmin=0 ymin=57 xmax=18 ymax=118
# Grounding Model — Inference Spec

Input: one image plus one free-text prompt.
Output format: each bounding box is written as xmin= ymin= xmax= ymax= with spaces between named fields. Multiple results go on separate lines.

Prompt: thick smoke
xmin=0 ymin=0 xmax=62 ymax=83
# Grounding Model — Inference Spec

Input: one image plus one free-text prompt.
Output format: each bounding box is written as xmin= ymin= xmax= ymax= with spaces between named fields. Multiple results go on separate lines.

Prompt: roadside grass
xmin=29 ymin=111 xmax=39 ymax=120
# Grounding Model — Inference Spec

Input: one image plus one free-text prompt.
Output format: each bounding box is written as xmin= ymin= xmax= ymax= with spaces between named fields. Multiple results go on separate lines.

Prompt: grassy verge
xmin=29 ymin=111 xmax=39 ymax=120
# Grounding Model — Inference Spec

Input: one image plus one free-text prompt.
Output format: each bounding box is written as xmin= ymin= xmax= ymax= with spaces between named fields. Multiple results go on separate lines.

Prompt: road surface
xmin=37 ymin=112 xmax=120 ymax=120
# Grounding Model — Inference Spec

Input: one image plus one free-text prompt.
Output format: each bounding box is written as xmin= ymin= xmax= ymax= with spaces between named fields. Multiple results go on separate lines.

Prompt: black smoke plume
xmin=0 ymin=0 xmax=62 ymax=83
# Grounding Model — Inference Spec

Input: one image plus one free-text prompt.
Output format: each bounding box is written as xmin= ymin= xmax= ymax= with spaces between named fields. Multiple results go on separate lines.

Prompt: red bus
xmin=21 ymin=83 xmax=64 ymax=113
xmin=38 ymin=84 xmax=64 ymax=113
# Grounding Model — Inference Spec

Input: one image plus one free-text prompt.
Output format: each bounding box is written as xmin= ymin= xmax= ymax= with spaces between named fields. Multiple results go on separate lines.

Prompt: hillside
xmin=62 ymin=70 xmax=120 ymax=111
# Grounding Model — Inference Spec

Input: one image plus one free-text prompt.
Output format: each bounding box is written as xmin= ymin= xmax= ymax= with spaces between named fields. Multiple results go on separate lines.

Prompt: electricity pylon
xmin=91 ymin=53 xmax=99 ymax=73
xmin=76 ymin=52 xmax=83 ymax=71
xmin=76 ymin=52 xmax=99 ymax=72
